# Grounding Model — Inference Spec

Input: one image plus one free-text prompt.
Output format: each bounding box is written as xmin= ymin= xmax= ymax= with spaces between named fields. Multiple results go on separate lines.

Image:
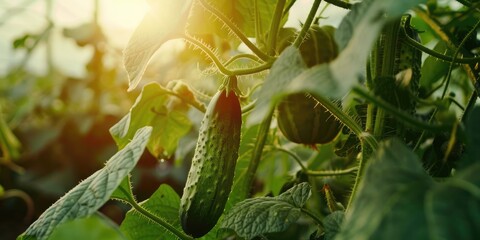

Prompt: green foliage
xmin=110 ymin=82 xmax=192 ymax=158
xmin=323 ymin=211 xmax=344 ymax=240
xmin=18 ymin=127 xmax=152 ymax=240
xmin=123 ymin=0 xmax=192 ymax=90
xmin=187 ymin=0 xmax=289 ymax=40
xmin=458 ymin=106 xmax=480 ymax=170
xmin=336 ymin=139 xmax=480 ymax=240
xmin=10 ymin=0 xmax=480 ymax=239
xmin=221 ymin=183 xmax=311 ymax=239
xmin=49 ymin=214 xmax=126 ymax=240
xmin=120 ymin=184 xmax=181 ymax=239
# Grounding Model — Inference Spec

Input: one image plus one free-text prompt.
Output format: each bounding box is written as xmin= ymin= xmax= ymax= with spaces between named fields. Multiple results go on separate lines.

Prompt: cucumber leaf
xmin=110 ymin=82 xmax=192 ymax=158
xmin=221 ymin=183 xmax=311 ymax=239
xmin=49 ymin=214 xmax=126 ymax=240
xmin=123 ymin=0 xmax=192 ymax=91
xmin=337 ymin=138 xmax=480 ymax=240
xmin=248 ymin=0 xmax=427 ymax=126
xmin=18 ymin=127 xmax=152 ymax=240
xmin=120 ymin=184 xmax=182 ymax=240
xmin=186 ymin=0 xmax=288 ymax=39
xmin=323 ymin=211 xmax=344 ymax=240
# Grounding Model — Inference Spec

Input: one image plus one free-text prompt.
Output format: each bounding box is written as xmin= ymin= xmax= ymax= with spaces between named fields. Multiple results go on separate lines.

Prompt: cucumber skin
xmin=179 ymin=89 xmax=241 ymax=238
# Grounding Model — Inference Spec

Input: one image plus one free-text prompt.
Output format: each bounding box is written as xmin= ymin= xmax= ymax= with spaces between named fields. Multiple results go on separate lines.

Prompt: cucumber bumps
xmin=179 ymin=79 xmax=242 ymax=237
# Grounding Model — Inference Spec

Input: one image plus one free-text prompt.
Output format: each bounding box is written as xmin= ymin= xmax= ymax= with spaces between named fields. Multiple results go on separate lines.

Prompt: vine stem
xmin=182 ymin=34 xmax=273 ymax=76
xmin=352 ymin=86 xmax=451 ymax=133
xmin=267 ymin=0 xmax=286 ymax=56
xmin=274 ymin=147 xmax=358 ymax=177
xmin=312 ymin=94 xmax=378 ymax=150
xmin=224 ymin=54 xmax=262 ymax=66
xmin=440 ymin=17 xmax=480 ymax=99
xmin=307 ymin=167 xmax=358 ymax=177
xmin=240 ymin=110 xmax=274 ymax=199
xmin=293 ymin=0 xmax=322 ymax=48
xmin=403 ymin=30 xmax=480 ymax=64
xmin=196 ymin=0 xmax=272 ymax=61
xmin=324 ymin=0 xmax=352 ymax=9
xmin=2 ymin=189 xmax=34 ymax=223
xmin=346 ymin=139 xmax=373 ymax=211
xmin=301 ymin=208 xmax=324 ymax=227
xmin=127 ymin=197 xmax=193 ymax=240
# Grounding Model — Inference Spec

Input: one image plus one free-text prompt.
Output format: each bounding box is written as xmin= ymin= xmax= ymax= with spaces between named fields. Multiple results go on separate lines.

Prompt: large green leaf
xmin=337 ymin=139 xmax=480 ymax=240
xmin=110 ymin=82 xmax=192 ymax=158
xmin=337 ymin=139 xmax=433 ymax=240
xmin=248 ymin=0 xmax=427 ymax=126
xmin=425 ymin=164 xmax=480 ymax=240
xmin=120 ymin=184 xmax=181 ymax=240
xmin=186 ymin=0 xmax=287 ymax=39
xmin=323 ymin=211 xmax=344 ymax=240
xmin=221 ymin=183 xmax=311 ymax=239
xmin=123 ymin=0 xmax=192 ymax=91
xmin=335 ymin=0 xmax=427 ymax=50
xmin=49 ymin=214 xmax=126 ymax=240
xmin=19 ymin=127 xmax=152 ymax=240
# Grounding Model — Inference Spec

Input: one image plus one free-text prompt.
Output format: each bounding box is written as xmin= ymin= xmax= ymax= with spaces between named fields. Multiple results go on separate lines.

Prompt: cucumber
xmin=179 ymin=83 xmax=242 ymax=238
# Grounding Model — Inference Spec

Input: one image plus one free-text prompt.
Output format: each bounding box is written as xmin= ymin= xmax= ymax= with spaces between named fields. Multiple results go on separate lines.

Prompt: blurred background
xmin=0 ymin=0 xmax=349 ymax=239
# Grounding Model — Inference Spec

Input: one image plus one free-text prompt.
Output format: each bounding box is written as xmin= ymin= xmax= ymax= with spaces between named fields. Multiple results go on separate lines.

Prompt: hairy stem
xmin=128 ymin=198 xmax=193 ymax=240
xmin=301 ymin=208 xmax=324 ymax=227
xmin=267 ymin=0 xmax=286 ymax=56
xmin=324 ymin=0 xmax=352 ymax=9
xmin=293 ymin=0 xmax=322 ymax=47
xmin=313 ymin=94 xmax=378 ymax=150
xmin=197 ymin=0 xmax=272 ymax=61
xmin=403 ymin=32 xmax=480 ymax=64
xmin=346 ymin=139 xmax=373 ymax=211
xmin=224 ymin=54 xmax=262 ymax=66
xmin=353 ymin=86 xmax=451 ymax=133
xmin=240 ymin=110 xmax=274 ymax=198
xmin=182 ymin=34 xmax=273 ymax=76
xmin=307 ymin=167 xmax=358 ymax=177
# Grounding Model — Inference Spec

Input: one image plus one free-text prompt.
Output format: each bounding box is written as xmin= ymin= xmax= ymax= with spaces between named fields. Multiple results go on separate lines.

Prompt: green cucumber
xmin=179 ymin=83 xmax=242 ymax=238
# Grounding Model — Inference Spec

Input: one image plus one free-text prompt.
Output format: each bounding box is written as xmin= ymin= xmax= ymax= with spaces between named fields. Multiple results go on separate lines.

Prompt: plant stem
xmin=313 ymin=94 xmax=377 ymax=150
xmin=403 ymin=31 xmax=480 ymax=64
xmin=307 ymin=167 xmax=358 ymax=177
xmin=324 ymin=0 xmax=352 ymax=9
xmin=240 ymin=110 xmax=274 ymax=199
xmin=274 ymin=147 xmax=308 ymax=172
xmin=224 ymin=54 xmax=262 ymax=67
xmin=440 ymin=17 xmax=480 ymax=99
xmin=293 ymin=0 xmax=322 ymax=48
xmin=353 ymin=86 xmax=451 ymax=133
xmin=182 ymin=34 xmax=273 ymax=76
xmin=267 ymin=0 xmax=286 ymax=56
xmin=128 ymin=198 xmax=193 ymax=240
xmin=346 ymin=140 xmax=373 ymax=211
xmin=274 ymin=147 xmax=358 ymax=177
xmin=373 ymin=108 xmax=385 ymax=138
xmin=197 ymin=0 xmax=272 ymax=61
xmin=2 ymin=189 xmax=34 ymax=223
xmin=301 ymin=208 xmax=324 ymax=227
